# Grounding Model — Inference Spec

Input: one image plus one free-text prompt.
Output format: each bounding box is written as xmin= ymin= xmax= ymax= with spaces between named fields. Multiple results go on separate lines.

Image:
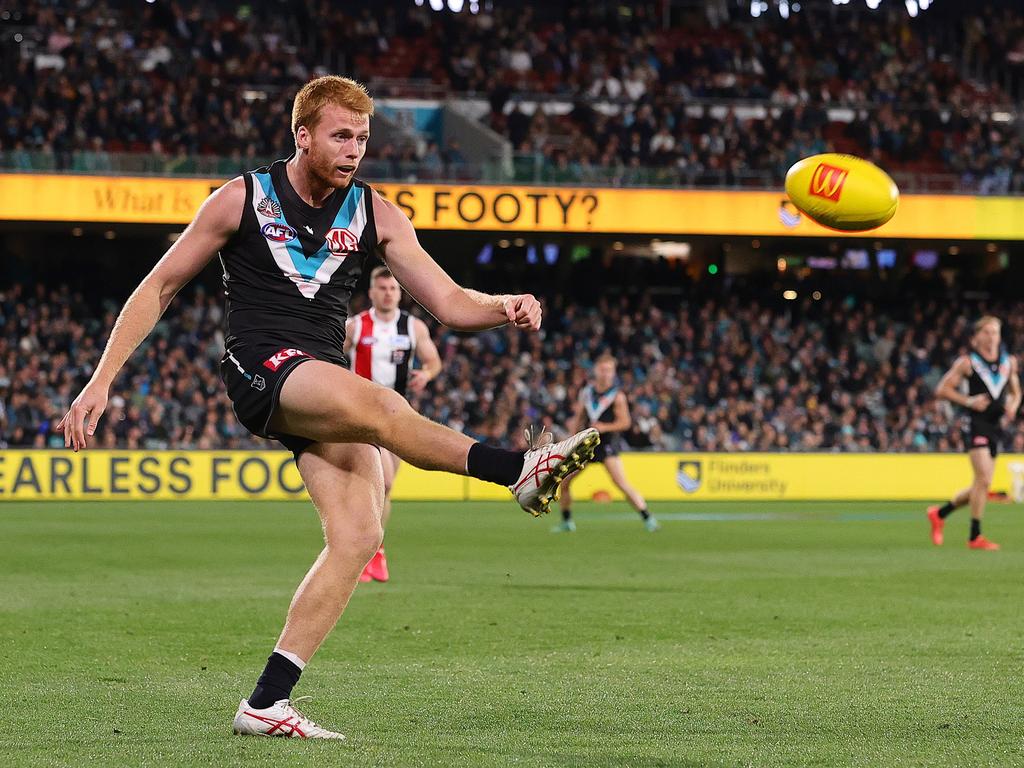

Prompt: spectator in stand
xmin=4 ymin=269 xmax=1021 ymax=455
xmin=2 ymin=1 xmax=1020 ymax=191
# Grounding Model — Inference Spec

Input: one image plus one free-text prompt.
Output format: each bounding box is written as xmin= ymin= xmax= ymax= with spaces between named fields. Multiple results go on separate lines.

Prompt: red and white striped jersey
xmin=350 ymin=308 xmax=417 ymax=396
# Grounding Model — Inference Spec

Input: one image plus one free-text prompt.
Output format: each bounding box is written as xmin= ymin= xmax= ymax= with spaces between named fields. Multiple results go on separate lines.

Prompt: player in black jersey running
xmin=555 ymin=354 xmax=658 ymax=533
xmin=55 ymin=76 xmax=599 ymax=740
xmin=929 ymin=316 xmax=1020 ymax=551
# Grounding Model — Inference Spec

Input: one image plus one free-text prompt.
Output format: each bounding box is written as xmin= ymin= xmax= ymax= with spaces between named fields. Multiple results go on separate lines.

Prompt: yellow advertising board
xmin=0 ymin=173 xmax=1022 ymax=239
xmin=526 ymin=453 xmax=990 ymax=502
xmin=0 ymin=175 xmax=222 ymax=225
xmin=375 ymin=184 xmax=1024 ymax=241
xmin=1 ymin=450 xmax=1017 ymax=502
xmin=0 ymin=450 xmax=462 ymax=502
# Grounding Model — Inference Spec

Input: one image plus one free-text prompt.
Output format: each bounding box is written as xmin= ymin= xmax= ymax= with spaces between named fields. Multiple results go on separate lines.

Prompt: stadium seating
xmin=5 ymin=274 xmax=1024 ymax=454
xmin=3 ymin=2 xmax=1021 ymax=192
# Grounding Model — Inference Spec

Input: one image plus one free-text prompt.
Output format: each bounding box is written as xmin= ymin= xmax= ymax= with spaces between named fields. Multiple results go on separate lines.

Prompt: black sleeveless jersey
xmin=219 ymin=158 xmax=378 ymax=365
xmin=966 ymin=350 xmax=1012 ymax=426
xmin=581 ymin=384 xmax=620 ymax=428
xmin=582 ymin=383 xmax=626 ymax=453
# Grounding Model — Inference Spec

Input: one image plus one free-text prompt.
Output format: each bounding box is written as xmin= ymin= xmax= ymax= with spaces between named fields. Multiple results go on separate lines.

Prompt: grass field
xmin=3 ymin=500 xmax=1023 ymax=767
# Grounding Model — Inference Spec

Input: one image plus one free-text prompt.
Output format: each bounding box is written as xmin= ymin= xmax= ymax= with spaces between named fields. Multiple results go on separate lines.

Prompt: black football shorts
xmin=592 ymin=434 xmax=622 ymax=463
xmin=219 ymin=340 xmax=318 ymax=456
xmin=964 ymin=421 xmax=1002 ymax=459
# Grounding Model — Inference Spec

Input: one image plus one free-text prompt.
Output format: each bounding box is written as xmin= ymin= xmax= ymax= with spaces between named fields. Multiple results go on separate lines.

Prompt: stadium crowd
xmin=459 ymin=3 xmax=1024 ymax=191
xmin=3 ymin=1 xmax=1022 ymax=191
xmin=4 ymin=275 xmax=1024 ymax=454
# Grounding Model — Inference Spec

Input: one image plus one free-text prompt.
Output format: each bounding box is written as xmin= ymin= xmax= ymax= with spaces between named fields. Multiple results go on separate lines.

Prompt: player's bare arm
xmin=936 ymin=356 xmax=989 ymax=412
xmin=595 ymin=392 xmax=632 ymax=434
xmin=565 ymin=397 xmax=585 ymax=435
xmin=1005 ymin=357 xmax=1021 ymax=418
xmin=56 ymin=177 xmax=246 ymax=451
xmin=408 ymin=316 xmax=442 ymax=393
xmin=372 ymin=192 xmax=541 ymax=331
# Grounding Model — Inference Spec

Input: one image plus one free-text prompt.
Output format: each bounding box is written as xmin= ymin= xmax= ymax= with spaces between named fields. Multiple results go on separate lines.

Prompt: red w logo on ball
xmin=325 ymin=228 xmax=359 ymax=254
xmin=808 ymin=163 xmax=848 ymax=202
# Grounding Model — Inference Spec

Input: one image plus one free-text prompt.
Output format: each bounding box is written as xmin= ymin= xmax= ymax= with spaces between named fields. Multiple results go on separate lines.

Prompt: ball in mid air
xmin=785 ymin=153 xmax=899 ymax=232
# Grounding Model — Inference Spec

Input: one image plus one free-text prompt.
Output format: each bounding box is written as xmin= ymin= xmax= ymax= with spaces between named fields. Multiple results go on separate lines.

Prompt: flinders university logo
xmin=778 ymin=199 xmax=802 ymax=228
xmin=676 ymin=461 xmax=702 ymax=494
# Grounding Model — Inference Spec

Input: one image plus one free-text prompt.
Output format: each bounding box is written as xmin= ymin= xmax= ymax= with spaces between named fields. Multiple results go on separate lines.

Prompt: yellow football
xmin=784 ymin=153 xmax=899 ymax=232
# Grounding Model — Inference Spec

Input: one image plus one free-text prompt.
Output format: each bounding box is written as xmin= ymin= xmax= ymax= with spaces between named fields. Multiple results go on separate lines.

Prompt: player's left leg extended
xmin=966 ymin=447 xmax=1000 ymax=550
xmin=361 ymin=449 xmax=399 ymax=582
xmin=273 ymin=361 xmax=599 ymax=516
xmin=234 ymin=442 xmax=383 ymax=739
xmin=604 ymin=456 xmax=659 ymax=532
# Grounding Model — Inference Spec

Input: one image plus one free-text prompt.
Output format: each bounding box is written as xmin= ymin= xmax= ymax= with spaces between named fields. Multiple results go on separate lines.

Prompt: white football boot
xmin=232 ymin=697 xmax=346 ymax=740
xmin=511 ymin=427 xmax=601 ymax=516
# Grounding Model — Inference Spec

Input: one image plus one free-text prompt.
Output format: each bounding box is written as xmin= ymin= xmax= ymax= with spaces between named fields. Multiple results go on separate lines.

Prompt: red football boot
xmin=365 ymin=547 xmax=390 ymax=582
xmin=926 ymin=506 xmax=944 ymax=546
xmin=968 ymin=536 xmax=1000 ymax=551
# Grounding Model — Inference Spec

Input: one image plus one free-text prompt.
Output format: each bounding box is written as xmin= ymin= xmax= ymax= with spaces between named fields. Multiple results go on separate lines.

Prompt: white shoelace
xmin=523 ymin=424 xmax=553 ymax=451
xmin=282 ymin=697 xmax=323 ymax=730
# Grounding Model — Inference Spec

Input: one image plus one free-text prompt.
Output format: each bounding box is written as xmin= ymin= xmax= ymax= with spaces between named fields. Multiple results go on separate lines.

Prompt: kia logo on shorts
xmin=261 ymin=222 xmax=297 ymax=242
xmin=263 ymin=348 xmax=310 ymax=372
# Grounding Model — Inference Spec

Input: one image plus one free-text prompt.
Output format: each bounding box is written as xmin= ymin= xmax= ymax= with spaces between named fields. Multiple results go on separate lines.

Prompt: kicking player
xmin=555 ymin=354 xmax=658 ymax=533
xmin=344 ymin=265 xmax=443 ymax=582
xmin=56 ymin=76 xmax=599 ymax=739
xmin=929 ymin=316 xmax=1020 ymax=550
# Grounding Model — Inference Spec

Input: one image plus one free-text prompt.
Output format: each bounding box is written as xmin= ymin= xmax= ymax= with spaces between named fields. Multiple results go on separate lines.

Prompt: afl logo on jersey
xmin=261 ymin=222 xmax=297 ymax=242
xmin=325 ymin=227 xmax=359 ymax=254
xmin=257 ymin=197 xmax=282 ymax=218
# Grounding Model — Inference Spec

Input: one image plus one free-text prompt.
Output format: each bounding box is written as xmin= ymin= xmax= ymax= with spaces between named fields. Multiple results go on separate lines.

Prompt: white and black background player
xmin=344 ymin=265 xmax=442 ymax=582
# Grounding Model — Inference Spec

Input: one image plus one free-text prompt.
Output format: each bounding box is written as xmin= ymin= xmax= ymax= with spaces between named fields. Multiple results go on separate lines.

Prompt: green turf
xmin=2 ymin=500 xmax=1023 ymax=767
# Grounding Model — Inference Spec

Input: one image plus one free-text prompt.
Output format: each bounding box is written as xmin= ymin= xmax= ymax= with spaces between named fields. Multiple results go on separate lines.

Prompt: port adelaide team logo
xmin=257 ymin=196 xmax=282 ymax=218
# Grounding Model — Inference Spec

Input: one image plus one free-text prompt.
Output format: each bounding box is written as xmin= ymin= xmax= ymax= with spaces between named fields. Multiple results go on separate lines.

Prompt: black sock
xmin=467 ymin=443 xmax=525 ymax=486
xmin=937 ymin=502 xmax=956 ymax=519
xmin=970 ymin=519 xmax=982 ymax=541
xmin=562 ymin=507 xmax=572 ymax=522
xmin=249 ymin=652 xmax=302 ymax=709
xmin=637 ymin=507 xmax=651 ymax=520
